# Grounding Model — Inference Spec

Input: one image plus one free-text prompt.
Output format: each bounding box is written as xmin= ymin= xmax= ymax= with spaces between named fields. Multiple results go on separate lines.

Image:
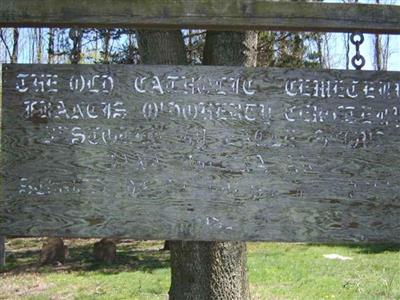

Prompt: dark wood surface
xmin=1 ymin=64 xmax=399 ymax=242
xmin=0 ymin=236 xmax=5 ymax=267
xmin=1 ymin=1 xmax=400 ymax=34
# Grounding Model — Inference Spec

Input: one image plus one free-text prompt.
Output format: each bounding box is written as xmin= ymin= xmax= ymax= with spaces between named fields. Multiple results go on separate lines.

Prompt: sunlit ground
xmin=0 ymin=239 xmax=399 ymax=299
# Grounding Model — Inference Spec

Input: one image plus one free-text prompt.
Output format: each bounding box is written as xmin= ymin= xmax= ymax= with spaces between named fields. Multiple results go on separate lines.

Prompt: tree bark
xmin=136 ymin=31 xmax=185 ymax=257
xmin=169 ymin=31 xmax=257 ymax=300
xmin=69 ymin=28 xmax=82 ymax=64
xmin=136 ymin=29 xmax=186 ymax=256
xmin=11 ymin=28 xmax=19 ymax=64
xmin=374 ymin=0 xmax=382 ymax=71
xmin=136 ymin=30 xmax=186 ymax=65
xmin=36 ymin=28 xmax=42 ymax=63
xmin=169 ymin=241 xmax=249 ymax=300
xmin=203 ymin=31 xmax=257 ymax=67
xmin=48 ymin=28 xmax=55 ymax=64
xmin=344 ymin=33 xmax=350 ymax=70
xmin=136 ymin=30 xmax=256 ymax=300
xmin=0 ymin=236 xmax=5 ymax=267
xmin=102 ymin=29 xmax=111 ymax=64
xmin=374 ymin=33 xmax=382 ymax=71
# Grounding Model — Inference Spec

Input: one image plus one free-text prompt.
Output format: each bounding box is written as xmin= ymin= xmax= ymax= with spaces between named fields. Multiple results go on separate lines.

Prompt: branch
xmin=0 ymin=29 xmax=13 ymax=61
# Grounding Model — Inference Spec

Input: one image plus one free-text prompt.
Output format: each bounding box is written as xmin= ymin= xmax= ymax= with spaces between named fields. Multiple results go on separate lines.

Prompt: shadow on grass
xmin=1 ymin=242 xmax=170 ymax=275
xmin=344 ymin=243 xmax=400 ymax=254
xmin=309 ymin=243 xmax=400 ymax=254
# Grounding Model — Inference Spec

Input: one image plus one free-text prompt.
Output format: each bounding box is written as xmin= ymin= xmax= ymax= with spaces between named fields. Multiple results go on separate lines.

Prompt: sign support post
xmin=0 ymin=236 xmax=5 ymax=267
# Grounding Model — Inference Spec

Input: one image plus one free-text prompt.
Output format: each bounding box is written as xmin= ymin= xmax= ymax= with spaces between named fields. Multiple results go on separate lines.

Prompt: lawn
xmin=0 ymin=239 xmax=399 ymax=299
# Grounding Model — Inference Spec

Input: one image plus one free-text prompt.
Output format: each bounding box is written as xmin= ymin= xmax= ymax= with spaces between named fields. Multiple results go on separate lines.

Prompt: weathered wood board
xmin=1 ymin=1 xmax=400 ymax=34
xmin=1 ymin=64 xmax=399 ymax=242
xmin=0 ymin=236 xmax=5 ymax=267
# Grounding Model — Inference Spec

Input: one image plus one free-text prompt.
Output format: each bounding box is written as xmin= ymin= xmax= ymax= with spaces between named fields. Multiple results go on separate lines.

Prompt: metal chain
xmin=69 ymin=27 xmax=83 ymax=41
xmin=350 ymin=32 xmax=365 ymax=70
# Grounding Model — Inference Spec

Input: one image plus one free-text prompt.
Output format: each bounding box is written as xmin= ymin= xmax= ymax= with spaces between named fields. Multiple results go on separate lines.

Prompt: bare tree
xmin=48 ymin=28 xmax=56 ymax=64
xmin=69 ymin=28 xmax=83 ymax=64
xmin=371 ymin=0 xmax=392 ymax=70
xmin=101 ymin=29 xmax=111 ymax=63
xmin=323 ymin=33 xmax=332 ymax=69
xmin=0 ymin=28 xmax=19 ymax=63
xmin=35 ymin=28 xmax=43 ymax=63
xmin=11 ymin=28 xmax=19 ymax=63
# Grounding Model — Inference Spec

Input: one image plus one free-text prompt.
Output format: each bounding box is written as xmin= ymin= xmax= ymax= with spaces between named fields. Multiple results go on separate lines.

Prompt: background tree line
xmin=0 ymin=27 xmax=394 ymax=71
xmin=0 ymin=25 xmax=393 ymax=70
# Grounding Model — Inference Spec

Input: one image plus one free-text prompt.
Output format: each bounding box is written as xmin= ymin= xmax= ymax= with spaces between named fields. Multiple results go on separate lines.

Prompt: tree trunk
xmin=374 ymin=0 xmax=382 ymax=71
xmin=0 ymin=236 xmax=5 ymax=267
xmin=11 ymin=28 xmax=19 ymax=64
xmin=170 ymin=31 xmax=257 ymax=300
xmin=48 ymin=28 xmax=55 ymax=64
xmin=344 ymin=33 xmax=350 ymax=70
xmin=36 ymin=28 xmax=42 ymax=63
xmin=136 ymin=28 xmax=186 ymax=276
xmin=136 ymin=30 xmax=256 ymax=300
xmin=203 ymin=31 xmax=257 ymax=67
xmin=136 ymin=30 xmax=186 ymax=65
xmin=169 ymin=241 xmax=249 ymax=300
xmin=374 ymin=33 xmax=382 ymax=71
xmin=69 ymin=28 xmax=82 ymax=64
xmin=102 ymin=29 xmax=111 ymax=64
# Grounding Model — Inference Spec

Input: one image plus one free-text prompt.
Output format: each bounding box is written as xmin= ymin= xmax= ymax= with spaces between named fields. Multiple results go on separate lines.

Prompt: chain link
xmin=350 ymin=32 xmax=365 ymax=70
xmin=69 ymin=28 xmax=83 ymax=41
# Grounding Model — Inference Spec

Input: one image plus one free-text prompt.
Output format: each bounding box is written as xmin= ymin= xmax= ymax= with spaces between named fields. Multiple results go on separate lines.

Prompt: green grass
xmin=248 ymin=243 xmax=400 ymax=300
xmin=1 ymin=239 xmax=399 ymax=299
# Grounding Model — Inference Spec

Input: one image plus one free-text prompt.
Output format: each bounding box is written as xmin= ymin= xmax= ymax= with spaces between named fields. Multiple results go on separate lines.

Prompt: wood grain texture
xmin=1 ymin=1 xmax=400 ymax=34
xmin=1 ymin=64 xmax=400 ymax=243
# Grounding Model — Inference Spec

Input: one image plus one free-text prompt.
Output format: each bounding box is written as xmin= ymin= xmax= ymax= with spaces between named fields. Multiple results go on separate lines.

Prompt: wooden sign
xmin=1 ymin=1 xmax=400 ymax=34
xmin=1 ymin=64 xmax=399 ymax=242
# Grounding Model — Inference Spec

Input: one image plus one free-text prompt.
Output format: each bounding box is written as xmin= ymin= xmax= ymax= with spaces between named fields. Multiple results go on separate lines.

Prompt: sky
xmin=321 ymin=0 xmax=400 ymax=71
